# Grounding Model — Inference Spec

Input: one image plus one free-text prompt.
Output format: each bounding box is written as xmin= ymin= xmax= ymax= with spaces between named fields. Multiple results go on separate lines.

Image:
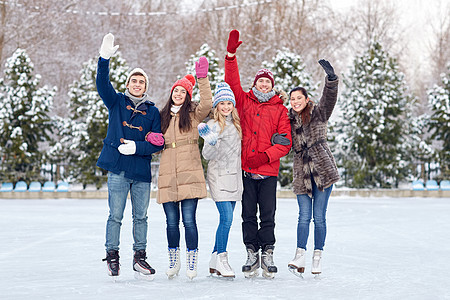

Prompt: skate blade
xmin=109 ymin=275 xmax=120 ymax=282
xmin=262 ymin=270 xmax=275 ymax=279
xmin=288 ymin=267 xmax=304 ymax=278
xmin=244 ymin=269 xmax=259 ymax=278
xmin=167 ymin=273 xmax=179 ymax=279
xmin=134 ymin=271 xmax=155 ymax=281
xmin=313 ymin=273 xmax=321 ymax=280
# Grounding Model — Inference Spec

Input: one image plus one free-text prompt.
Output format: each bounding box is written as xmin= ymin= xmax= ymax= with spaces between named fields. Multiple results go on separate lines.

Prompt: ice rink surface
xmin=1 ymin=195 xmax=449 ymax=299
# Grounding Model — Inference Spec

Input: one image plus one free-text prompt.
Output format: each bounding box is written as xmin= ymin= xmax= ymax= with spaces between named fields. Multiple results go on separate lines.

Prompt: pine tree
xmin=427 ymin=63 xmax=450 ymax=179
xmin=0 ymin=49 xmax=55 ymax=182
xmin=263 ymin=48 xmax=318 ymax=187
xmin=335 ymin=40 xmax=415 ymax=188
xmin=63 ymin=53 xmax=129 ymax=188
xmin=263 ymin=47 xmax=318 ymax=105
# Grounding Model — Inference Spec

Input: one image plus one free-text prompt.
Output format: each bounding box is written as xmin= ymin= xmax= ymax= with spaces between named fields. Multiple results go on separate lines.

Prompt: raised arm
xmin=317 ymin=59 xmax=339 ymax=121
xmin=96 ymin=33 xmax=120 ymax=109
xmin=224 ymin=30 xmax=246 ymax=110
xmin=194 ymin=56 xmax=213 ymax=122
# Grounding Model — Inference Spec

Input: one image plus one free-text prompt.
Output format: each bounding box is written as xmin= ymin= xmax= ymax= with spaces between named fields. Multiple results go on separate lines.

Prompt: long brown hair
xmin=290 ymin=87 xmax=314 ymax=125
xmin=160 ymin=91 xmax=193 ymax=134
xmin=213 ymin=107 xmax=242 ymax=139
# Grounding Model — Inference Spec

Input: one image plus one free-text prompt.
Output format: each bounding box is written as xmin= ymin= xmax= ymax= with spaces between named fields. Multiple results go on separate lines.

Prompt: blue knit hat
xmin=213 ymin=82 xmax=236 ymax=108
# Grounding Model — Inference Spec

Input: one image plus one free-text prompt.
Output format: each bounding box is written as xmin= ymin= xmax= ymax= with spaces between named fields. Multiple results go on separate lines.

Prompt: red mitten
xmin=227 ymin=30 xmax=243 ymax=54
xmin=145 ymin=132 xmax=164 ymax=146
xmin=247 ymin=152 xmax=269 ymax=169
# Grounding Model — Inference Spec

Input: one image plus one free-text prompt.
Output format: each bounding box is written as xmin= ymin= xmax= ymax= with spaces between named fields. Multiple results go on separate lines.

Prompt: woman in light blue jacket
xmin=199 ymin=82 xmax=242 ymax=278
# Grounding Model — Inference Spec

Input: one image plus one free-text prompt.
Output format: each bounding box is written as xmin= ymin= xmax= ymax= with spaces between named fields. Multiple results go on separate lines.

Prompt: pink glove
xmin=145 ymin=132 xmax=164 ymax=146
xmin=195 ymin=56 xmax=209 ymax=78
xmin=247 ymin=152 xmax=269 ymax=169
xmin=227 ymin=30 xmax=242 ymax=54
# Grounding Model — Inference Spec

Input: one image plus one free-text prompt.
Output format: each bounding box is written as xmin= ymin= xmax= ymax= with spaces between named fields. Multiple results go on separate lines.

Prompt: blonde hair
xmin=213 ymin=107 xmax=242 ymax=139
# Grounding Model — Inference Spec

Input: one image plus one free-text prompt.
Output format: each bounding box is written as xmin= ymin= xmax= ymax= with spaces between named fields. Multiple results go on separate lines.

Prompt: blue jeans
xmin=296 ymin=178 xmax=333 ymax=250
xmin=163 ymin=198 xmax=198 ymax=250
xmin=213 ymin=201 xmax=236 ymax=254
xmin=105 ymin=171 xmax=151 ymax=252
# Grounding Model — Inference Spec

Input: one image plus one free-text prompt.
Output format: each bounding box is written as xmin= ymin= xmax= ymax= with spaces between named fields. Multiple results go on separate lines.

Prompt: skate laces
xmin=187 ymin=249 xmax=198 ymax=271
xmin=263 ymin=250 xmax=275 ymax=266
xmin=168 ymin=248 xmax=178 ymax=268
xmin=103 ymin=250 xmax=119 ymax=263
xmin=220 ymin=254 xmax=232 ymax=271
xmin=246 ymin=249 xmax=258 ymax=265
xmin=134 ymin=250 xmax=151 ymax=269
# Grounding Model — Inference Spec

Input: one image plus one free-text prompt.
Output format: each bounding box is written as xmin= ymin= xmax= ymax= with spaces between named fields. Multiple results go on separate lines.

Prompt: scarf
xmin=125 ymin=90 xmax=150 ymax=108
xmin=252 ymin=87 xmax=275 ymax=103
xmin=171 ymin=105 xmax=182 ymax=114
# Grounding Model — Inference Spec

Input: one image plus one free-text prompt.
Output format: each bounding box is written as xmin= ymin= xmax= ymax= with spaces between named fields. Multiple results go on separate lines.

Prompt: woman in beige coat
xmin=157 ymin=56 xmax=212 ymax=280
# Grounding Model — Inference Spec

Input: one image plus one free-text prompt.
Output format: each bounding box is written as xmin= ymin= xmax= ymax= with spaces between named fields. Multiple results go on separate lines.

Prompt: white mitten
xmin=99 ymin=33 xmax=119 ymax=59
xmin=118 ymin=139 xmax=136 ymax=155
xmin=198 ymin=123 xmax=218 ymax=146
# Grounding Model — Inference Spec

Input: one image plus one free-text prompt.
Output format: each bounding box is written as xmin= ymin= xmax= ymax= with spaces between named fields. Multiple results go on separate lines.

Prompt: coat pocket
xmin=218 ymin=169 xmax=238 ymax=193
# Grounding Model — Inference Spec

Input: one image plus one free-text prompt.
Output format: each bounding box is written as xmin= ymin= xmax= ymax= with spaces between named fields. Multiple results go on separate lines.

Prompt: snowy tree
xmin=185 ymin=43 xmax=224 ymax=102
xmin=62 ymin=53 xmax=129 ymax=188
xmin=427 ymin=63 xmax=450 ymax=179
xmin=335 ymin=40 xmax=416 ymax=188
xmin=262 ymin=48 xmax=318 ymax=187
xmin=263 ymin=47 xmax=318 ymax=106
xmin=0 ymin=48 xmax=55 ymax=182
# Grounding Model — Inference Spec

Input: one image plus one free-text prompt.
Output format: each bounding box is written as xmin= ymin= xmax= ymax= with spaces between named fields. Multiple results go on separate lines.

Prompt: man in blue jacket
xmin=97 ymin=33 xmax=164 ymax=280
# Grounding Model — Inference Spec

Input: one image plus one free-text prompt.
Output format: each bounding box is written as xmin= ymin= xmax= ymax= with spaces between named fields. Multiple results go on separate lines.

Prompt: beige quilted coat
xmin=157 ymin=77 xmax=212 ymax=203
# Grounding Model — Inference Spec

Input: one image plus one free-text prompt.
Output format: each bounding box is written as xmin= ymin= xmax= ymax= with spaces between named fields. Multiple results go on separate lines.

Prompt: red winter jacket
xmin=225 ymin=55 xmax=292 ymax=176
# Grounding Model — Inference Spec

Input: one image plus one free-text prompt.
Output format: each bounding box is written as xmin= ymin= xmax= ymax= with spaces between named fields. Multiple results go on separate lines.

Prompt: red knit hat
xmin=253 ymin=68 xmax=274 ymax=87
xmin=171 ymin=74 xmax=196 ymax=98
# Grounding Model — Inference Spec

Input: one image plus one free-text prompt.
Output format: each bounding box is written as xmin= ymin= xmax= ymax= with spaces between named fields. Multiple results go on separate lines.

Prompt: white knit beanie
xmin=126 ymin=68 xmax=149 ymax=93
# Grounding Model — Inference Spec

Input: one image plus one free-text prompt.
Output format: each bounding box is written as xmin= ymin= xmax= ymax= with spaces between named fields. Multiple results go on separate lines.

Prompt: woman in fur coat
xmin=287 ymin=59 xmax=340 ymax=277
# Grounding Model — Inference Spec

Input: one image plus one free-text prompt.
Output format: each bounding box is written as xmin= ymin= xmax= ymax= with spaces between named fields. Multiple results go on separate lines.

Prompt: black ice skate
xmin=133 ymin=249 xmax=155 ymax=280
xmin=102 ymin=250 xmax=120 ymax=279
xmin=242 ymin=245 xmax=260 ymax=278
xmin=261 ymin=245 xmax=277 ymax=279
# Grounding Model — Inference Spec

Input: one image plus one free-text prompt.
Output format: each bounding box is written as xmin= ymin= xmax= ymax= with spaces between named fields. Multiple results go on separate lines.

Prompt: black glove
xmin=271 ymin=133 xmax=290 ymax=146
xmin=318 ymin=59 xmax=337 ymax=81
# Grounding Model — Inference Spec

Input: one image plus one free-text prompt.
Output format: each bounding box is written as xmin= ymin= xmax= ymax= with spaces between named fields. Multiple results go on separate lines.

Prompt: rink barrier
xmin=0 ymin=189 xmax=449 ymax=199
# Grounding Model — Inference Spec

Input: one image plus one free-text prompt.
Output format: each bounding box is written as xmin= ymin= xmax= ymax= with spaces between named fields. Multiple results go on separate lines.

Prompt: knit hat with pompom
xmin=171 ymin=74 xmax=196 ymax=98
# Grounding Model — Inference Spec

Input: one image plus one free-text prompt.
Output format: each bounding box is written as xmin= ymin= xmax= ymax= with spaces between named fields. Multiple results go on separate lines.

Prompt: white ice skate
xmin=215 ymin=252 xmax=235 ymax=279
xmin=311 ymin=249 xmax=322 ymax=278
xmin=166 ymin=247 xmax=180 ymax=279
xmin=186 ymin=249 xmax=198 ymax=280
xmin=288 ymin=248 xmax=306 ymax=278
xmin=208 ymin=251 xmax=217 ymax=277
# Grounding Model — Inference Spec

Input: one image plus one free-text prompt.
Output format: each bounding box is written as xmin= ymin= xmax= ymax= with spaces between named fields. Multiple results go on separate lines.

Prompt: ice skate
xmin=288 ymin=248 xmax=306 ymax=278
xmin=102 ymin=250 xmax=120 ymax=280
xmin=208 ymin=251 xmax=217 ymax=277
xmin=261 ymin=245 xmax=277 ymax=279
xmin=311 ymin=249 xmax=322 ymax=277
xmin=215 ymin=252 xmax=235 ymax=279
xmin=186 ymin=249 xmax=198 ymax=280
xmin=166 ymin=247 xmax=181 ymax=279
xmin=242 ymin=245 xmax=260 ymax=278
xmin=133 ymin=249 xmax=155 ymax=281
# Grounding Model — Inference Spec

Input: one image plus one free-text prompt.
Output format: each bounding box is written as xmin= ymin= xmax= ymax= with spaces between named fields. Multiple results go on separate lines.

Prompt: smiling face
xmin=126 ymin=75 xmax=146 ymax=97
xmin=217 ymin=101 xmax=234 ymax=116
xmin=171 ymin=86 xmax=187 ymax=106
xmin=254 ymin=77 xmax=273 ymax=93
xmin=290 ymin=90 xmax=309 ymax=113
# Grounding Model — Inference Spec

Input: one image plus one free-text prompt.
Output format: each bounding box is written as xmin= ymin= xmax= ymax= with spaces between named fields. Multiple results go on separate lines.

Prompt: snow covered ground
xmin=1 ymin=195 xmax=449 ymax=300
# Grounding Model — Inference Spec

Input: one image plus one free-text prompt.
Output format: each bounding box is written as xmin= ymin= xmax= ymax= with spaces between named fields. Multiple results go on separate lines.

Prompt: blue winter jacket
xmin=96 ymin=58 xmax=163 ymax=183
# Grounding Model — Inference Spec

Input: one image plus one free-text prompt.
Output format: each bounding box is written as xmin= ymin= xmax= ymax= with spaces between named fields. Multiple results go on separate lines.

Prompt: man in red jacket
xmin=224 ymin=29 xmax=292 ymax=279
